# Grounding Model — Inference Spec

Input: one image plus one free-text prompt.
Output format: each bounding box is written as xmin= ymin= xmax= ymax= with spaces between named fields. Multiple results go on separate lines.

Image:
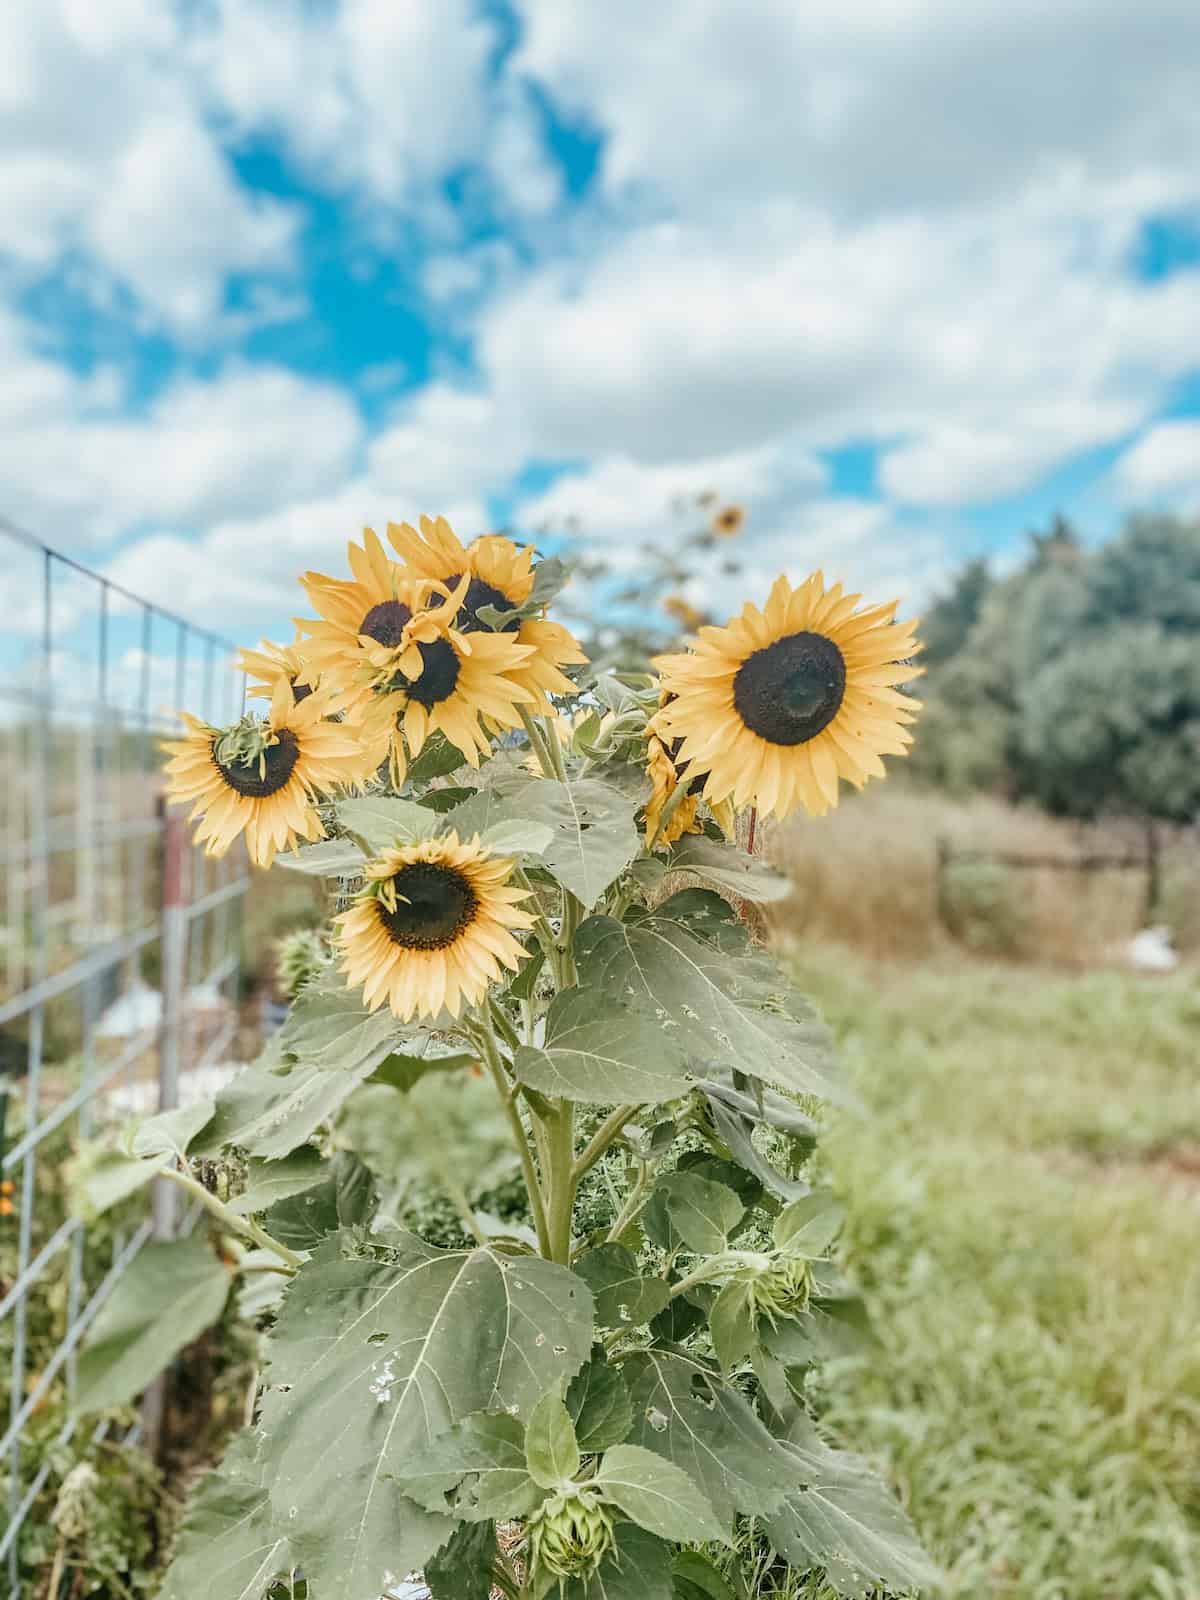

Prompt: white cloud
xmin=0 ymin=0 xmax=300 ymax=332
xmin=0 ymin=313 xmax=362 ymax=544
xmin=1113 ymin=419 xmax=1200 ymax=505
xmin=514 ymin=0 xmax=1200 ymax=218
xmin=478 ymin=203 xmax=1200 ymax=504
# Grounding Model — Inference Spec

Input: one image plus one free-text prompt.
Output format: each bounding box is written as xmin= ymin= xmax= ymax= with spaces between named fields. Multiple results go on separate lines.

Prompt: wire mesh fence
xmin=0 ymin=516 xmax=249 ymax=1591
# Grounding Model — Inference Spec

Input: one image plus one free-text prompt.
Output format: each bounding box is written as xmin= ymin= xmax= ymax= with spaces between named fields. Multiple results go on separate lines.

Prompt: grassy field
xmin=791 ymin=946 xmax=1200 ymax=1600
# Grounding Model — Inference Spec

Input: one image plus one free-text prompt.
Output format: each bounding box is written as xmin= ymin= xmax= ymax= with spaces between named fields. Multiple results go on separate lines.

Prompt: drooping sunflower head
xmin=335 ymin=832 xmax=535 ymax=1020
xmin=653 ymin=572 xmax=922 ymax=821
xmin=643 ymin=704 xmax=735 ymax=848
xmin=711 ymin=503 xmax=746 ymax=538
xmin=388 ymin=515 xmax=588 ymax=710
xmin=160 ymin=680 xmax=377 ymax=868
xmin=238 ymin=635 xmax=319 ymax=706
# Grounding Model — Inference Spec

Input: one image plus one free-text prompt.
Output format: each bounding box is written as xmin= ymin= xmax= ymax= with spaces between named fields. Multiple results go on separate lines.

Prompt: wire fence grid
xmin=0 ymin=516 xmax=250 ymax=1593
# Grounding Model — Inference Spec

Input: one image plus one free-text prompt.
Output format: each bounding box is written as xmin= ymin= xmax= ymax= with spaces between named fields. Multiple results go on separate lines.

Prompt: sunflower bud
xmin=528 ymin=1490 xmax=614 ymax=1580
xmin=276 ymin=928 xmax=329 ymax=999
xmin=751 ymin=1255 xmax=813 ymax=1323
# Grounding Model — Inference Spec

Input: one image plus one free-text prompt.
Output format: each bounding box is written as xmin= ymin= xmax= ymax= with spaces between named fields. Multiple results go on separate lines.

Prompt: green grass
xmin=793 ymin=950 xmax=1200 ymax=1600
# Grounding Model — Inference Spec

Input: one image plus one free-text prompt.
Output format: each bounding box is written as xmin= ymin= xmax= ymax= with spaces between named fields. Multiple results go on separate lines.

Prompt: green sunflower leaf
xmin=762 ymin=1416 xmax=941 ymax=1599
xmin=396 ymin=1411 xmax=546 ymax=1521
xmin=573 ymin=913 xmax=853 ymax=1107
xmin=593 ymin=1444 xmax=728 ymax=1545
xmin=567 ymin=1354 xmax=634 ymax=1453
xmin=671 ymin=1551 xmax=737 ymax=1600
xmin=667 ymin=835 xmax=794 ymax=903
xmin=264 ymin=1151 xmax=376 ymax=1249
xmin=227 ymin=1147 xmax=326 ymax=1215
xmin=276 ymin=837 xmax=367 ymax=876
xmin=74 ymin=1234 xmax=230 ymax=1413
xmin=514 ymin=989 xmax=691 ymax=1104
xmin=573 ymin=1244 xmax=670 ymax=1331
xmin=525 ymin=1391 xmax=581 ymax=1489
xmin=253 ymin=1234 xmax=594 ymax=1600
xmin=335 ymin=794 xmax=439 ymax=852
xmin=158 ymin=1432 xmax=297 ymax=1600
xmin=623 ymin=1352 xmax=796 ymax=1524
xmin=708 ymin=1279 xmax=760 ymax=1372
xmin=279 ymin=979 xmax=409 ymax=1078
xmin=656 ymin=1171 xmax=745 ymax=1254
xmin=773 ymin=1193 xmax=846 ymax=1258
xmin=425 ymin=1519 xmax=500 ymax=1600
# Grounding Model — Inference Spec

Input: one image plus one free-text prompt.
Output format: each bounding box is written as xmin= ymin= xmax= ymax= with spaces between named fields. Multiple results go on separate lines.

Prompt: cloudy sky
xmin=4 ymin=0 xmax=1200 ymax=659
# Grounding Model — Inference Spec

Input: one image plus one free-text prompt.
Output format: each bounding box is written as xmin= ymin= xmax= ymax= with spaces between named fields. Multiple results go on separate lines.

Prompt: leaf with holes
xmin=623 ymin=1352 xmax=795 ymax=1524
xmin=574 ymin=1245 xmax=670 ymax=1331
xmin=762 ymin=1417 xmax=940 ymax=1600
xmin=574 ymin=914 xmax=852 ymax=1107
xmin=253 ymin=1234 xmax=593 ymax=1600
xmin=75 ymin=1235 xmax=230 ymax=1412
xmin=515 ymin=988 xmax=691 ymax=1104
xmin=594 ymin=1444 xmax=728 ymax=1545
xmin=396 ymin=1411 xmax=546 ymax=1521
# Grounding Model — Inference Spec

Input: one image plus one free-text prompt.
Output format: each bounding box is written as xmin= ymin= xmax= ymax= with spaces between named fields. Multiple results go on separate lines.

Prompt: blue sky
xmin=3 ymin=0 xmax=1200 ymax=675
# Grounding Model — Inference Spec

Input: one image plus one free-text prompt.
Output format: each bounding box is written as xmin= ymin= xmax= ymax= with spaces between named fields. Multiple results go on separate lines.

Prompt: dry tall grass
xmin=767 ymin=781 xmax=1198 ymax=967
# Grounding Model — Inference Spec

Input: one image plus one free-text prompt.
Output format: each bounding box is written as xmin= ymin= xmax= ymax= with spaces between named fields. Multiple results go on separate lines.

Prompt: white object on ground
xmin=97 ymin=981 xmax=161 ymax=1038
xmin=1127 ymin=925 xmax=1179 ymax=973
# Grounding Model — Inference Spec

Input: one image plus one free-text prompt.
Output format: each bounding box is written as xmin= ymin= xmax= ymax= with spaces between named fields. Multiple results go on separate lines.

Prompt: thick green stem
xmin=572 ymin=1103 xmax=642 ymax=1182
xmin=544 ymin=1102 xmax=577 ymax=1265
xmin=540 ymin=712 xmax=570 ymax=783
xmin=475 ymin=1012 xmax=552 ymax=1259
xmin=160 ymin=1167 xmax=304 ymax=1269
xmin=519 ymin=705 xmax=559 ymax=779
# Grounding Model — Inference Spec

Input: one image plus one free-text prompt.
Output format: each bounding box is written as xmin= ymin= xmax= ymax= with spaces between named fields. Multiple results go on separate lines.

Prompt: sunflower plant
xmin=70 ymin=519 xmax=935 ymax=1600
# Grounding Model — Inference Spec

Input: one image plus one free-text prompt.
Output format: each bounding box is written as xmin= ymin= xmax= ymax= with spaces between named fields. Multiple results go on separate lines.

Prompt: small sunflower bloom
xmin=711 ymin=504 xmax=746 ymax=538
xmin=335 ymin=832 xmax=535 ymax=1020
xmin=161 ymin=680 xmax=375 ymax=869
xmin=654 ymin=572 xmax=922 ymax=821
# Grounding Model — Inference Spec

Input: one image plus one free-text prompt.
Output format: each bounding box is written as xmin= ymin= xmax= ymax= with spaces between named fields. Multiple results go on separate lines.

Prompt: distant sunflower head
xmin=388 ymin=515 xmax=588 ymax=710
xmin=653 ymin=573 xmax=922 ymax=820
xmin=335 ymin=832 xmax=535 ymax=1020
xmin=160 ymin=680 xmax=375 ymax=868
xmin=711 ymin=504 xmax=746 ymax=538
xmin=663 ymin=594 xmax=706 ymax=631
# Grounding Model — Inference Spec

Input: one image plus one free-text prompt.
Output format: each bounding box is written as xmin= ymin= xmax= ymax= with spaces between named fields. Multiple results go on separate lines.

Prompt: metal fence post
xmin=152 ymin=805 xmax=189 ymax=1240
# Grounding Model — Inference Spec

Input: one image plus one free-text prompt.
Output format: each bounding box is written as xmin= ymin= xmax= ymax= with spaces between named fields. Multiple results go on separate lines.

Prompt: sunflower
xmin=653 ymin=572 xmax=921 ymax=820
xmin=387 ymin=515 xmax=587 ymax=710
xmin=161 ymin=680 xmax=375 ymax=868
xmin=643 ymin=716 xmax=736 ymax=847
xmin=299 ymin=529 xmax=539 ymax=784
xmin=335 ymin=832 xmax=535 ymax=1020
xmin=710 ymin=504 xmax=746 ymax=538
xmin=238 ymin=635 xmax=318 ymax=705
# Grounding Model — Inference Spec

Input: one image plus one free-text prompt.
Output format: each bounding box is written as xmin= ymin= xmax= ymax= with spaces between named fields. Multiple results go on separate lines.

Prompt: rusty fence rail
xmin=0 ymin=516 xmax=249 ymax=1592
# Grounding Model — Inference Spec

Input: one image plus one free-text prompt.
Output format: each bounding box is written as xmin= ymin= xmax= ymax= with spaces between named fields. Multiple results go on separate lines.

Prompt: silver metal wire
xmin=0 ymin=517 xmax=249 ymax=1593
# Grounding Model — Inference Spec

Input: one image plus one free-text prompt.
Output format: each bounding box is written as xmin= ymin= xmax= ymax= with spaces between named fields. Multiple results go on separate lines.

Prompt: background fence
xmin=0 ymin=517 xmax=249 ymax=1591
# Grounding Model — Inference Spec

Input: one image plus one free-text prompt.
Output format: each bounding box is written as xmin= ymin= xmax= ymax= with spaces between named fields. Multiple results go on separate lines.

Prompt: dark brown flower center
xmin=214 ymin=730 xmax=300 ymax=797
xmin=360 ymin=600 xmax=413 ymax=648
xmin=430 ymin=573 xmax=520 ymax=633
xmin=405 ymin=639 xmax=461 ymax=708
xmin=377 ymin=861 xmax=478 ymax=950
xmin=732 ymin=631 xmax=846 ymax=746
